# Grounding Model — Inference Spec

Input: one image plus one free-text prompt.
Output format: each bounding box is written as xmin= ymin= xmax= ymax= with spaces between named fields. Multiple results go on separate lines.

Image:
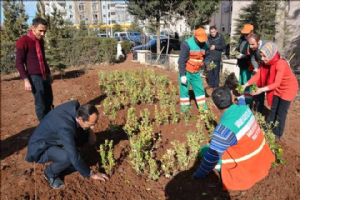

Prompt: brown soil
xmin=1 ymin=54 xmax=300 ymax=200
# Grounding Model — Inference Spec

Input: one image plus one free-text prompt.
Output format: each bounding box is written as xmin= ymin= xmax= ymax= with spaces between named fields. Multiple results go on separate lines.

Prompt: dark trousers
xmin=267 ymin=96 xmax=291 ymax=138
xmin=38 ymin=146 xmax=73 ymax=178
xmin=29 ymin=75 xmax=53 ymax=121
xmin=207 ymin=60 xmax=221 ymax=88
xmin=254 ymin=92 xmax=265 ymax=114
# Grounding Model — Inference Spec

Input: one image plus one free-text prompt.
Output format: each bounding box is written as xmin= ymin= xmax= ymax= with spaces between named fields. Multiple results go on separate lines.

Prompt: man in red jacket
xmin=16 ymin=17 xmax=53 ymax=121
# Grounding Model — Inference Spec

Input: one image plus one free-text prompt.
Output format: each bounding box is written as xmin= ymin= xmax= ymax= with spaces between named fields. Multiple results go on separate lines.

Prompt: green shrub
xmin=99 ymin=139 xmax=115 ymax=176
xmin=120 ymin=40 xmax=133 ymax=54
xmin=254 ymin=112 xmax=284 ymax=166
xmin=57 ymin=37 xmax=117 ymax=67
xmin=0 ymin=41 xmax=16 ymax=74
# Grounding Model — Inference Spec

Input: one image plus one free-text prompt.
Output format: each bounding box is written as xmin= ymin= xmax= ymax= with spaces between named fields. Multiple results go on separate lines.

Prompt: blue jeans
xmin=29 ymin=75 xmax=53 ymax=121
xmin=38 ymin=146 xmax=73 ymax=178
xmin=207 ymin=60 xmax=221 ymax=88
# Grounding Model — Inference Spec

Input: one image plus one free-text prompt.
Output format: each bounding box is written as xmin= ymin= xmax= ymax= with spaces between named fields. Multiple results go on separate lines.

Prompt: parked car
xmin=113 ymin=31 xmax=142 ymax=46
xmin=132 ymin=36 xmax=180 ymax=59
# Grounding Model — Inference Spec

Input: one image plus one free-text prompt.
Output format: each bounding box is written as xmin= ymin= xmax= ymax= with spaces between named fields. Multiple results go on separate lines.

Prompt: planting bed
xmin=1 ymin=54 xmax=300 ymax=200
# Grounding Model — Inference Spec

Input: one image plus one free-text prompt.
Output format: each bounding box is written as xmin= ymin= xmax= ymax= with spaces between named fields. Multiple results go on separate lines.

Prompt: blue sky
xmin=1 ymin=0 xmax=37 ymax=25
xmin=1 ymin=0 xmax=126 ymax=25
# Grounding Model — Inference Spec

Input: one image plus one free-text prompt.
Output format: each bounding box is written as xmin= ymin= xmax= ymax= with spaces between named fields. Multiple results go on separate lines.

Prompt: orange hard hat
xmin=241 ymin=24 xmax=254 ymax=34
xmin=194 ymin=27 xmax=208 ymax=43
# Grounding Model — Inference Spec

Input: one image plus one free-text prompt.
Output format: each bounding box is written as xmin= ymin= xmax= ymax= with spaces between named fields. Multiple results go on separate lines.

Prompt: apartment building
xmin=209 ymin=0 xmax=232 ymax=35
xmin=43 ymin=0 xmax=133 ymax=27
xmin=72 ymin=0 xmax=102 ymax=25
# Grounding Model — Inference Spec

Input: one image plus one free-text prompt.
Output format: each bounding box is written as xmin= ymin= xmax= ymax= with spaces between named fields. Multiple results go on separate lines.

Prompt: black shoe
xmin=44 ymin=171 xmax=65 ymax=189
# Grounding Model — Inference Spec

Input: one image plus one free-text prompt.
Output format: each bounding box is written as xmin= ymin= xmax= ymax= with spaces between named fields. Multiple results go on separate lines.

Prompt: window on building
xmin=111 ymin=12 xmax=116 ymax=16
xmin=92 ymin=3 xmax=97 ymax=11
xmin=79 ymin=4 xmax=84 ymax=11
xmin=103 ymin=14 xmax=106 ymax=18
xmin=70 ymin=15 xmax=73 ymax=19
xmin=69 ymin=5 xmax=72 ymax=9
xmin=222 ymin=27 xmax=225 ymax=32
xmin=103 ymin=5 xmax=106 ymax=9
xmin=93 ymin=14 xmax=98 ymax=20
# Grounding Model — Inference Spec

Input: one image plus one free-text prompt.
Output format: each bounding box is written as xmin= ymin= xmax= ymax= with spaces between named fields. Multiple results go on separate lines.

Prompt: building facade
xmin=43 ymin=0 xmax=134 ymax=27
xmin=208 ymin=0 xmax=233 ymax=35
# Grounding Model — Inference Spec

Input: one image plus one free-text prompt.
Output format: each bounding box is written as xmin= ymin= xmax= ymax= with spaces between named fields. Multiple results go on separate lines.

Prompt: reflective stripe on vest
xmin=214 ymin=137 xmax=266 ymax=170
xmin=186 ymin=37 xmax=206 ymax=73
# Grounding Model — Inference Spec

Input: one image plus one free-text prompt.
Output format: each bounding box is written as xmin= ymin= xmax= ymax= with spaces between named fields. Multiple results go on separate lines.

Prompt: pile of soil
xmin=1 ymin=54 xmax=300 ymax=199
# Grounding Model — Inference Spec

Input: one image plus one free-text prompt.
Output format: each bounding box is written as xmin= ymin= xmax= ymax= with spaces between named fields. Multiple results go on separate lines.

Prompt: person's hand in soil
xmin=24 ymin=78 xmax=32 ymax=91
xmin=90 ymin=172 xmax=109 ymax=182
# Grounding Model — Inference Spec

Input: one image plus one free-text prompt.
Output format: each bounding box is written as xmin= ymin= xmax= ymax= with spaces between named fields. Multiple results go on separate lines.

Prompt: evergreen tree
xmin=75 ymin=20 xmax=89 ymax=38
xmin=234 ymin=0 xmax=278 ymax=41
xmin=176 ymin=0 xmax=220 ymax=30
xmin=127 ymin=17 xmax=142 ymax=33
xmin=127 ymin=0 xmax=181 ymax=54
xmin=45 ymin=5 xmax=66 ymax=73
xmin=35 ymin=0 xmax=46 ymax=19
xmin=2 ymin=0 xmax=29 ymax=42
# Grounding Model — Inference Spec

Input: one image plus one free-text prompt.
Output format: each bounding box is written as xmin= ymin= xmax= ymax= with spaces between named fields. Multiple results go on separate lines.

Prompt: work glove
xmin=181 ymin=76 xmax=187 ymax=85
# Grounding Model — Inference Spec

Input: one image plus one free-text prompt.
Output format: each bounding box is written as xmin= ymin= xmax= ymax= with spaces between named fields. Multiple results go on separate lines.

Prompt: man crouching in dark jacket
xmin=25 ymin=100 xmax=108 ymax=189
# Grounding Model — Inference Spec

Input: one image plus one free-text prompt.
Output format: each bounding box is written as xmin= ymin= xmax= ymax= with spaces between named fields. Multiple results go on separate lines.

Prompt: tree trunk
xmin=156 ymin=15 xmax=161 ymax=55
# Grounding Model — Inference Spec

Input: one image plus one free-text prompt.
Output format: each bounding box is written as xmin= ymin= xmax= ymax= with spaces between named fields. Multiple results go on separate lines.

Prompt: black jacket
xmin=206 ymin=32 xmax=226 ymax=61
xmin=25 ymin=100 xmax=91 ymax=177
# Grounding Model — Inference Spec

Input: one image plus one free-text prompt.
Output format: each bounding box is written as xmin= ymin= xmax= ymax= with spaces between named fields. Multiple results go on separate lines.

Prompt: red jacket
xmin=248 ymin=53 xmax=298 ymax=104
xmin=15 ymin=34 xmax=50 ymax=79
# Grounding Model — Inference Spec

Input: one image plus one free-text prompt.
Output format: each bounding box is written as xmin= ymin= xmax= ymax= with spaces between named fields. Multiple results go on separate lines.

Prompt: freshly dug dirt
xmin=1 ymin=54 xmax=300 ymax=200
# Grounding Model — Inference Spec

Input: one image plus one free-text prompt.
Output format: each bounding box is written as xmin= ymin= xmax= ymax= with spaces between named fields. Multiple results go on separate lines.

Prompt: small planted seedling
xmin=254 ymin=112 xmax=285 ymax=166
xmin=146 ymin=151 xmax=160 ymax=181
xmin=160 ymin=149 xmax=177 ymax=178
xmin=99 ymin=139 xmax=115 ymax=176
xmin=199 ymin=108 xmax=217 ymax=134
xmin=123 ymin=107 xmax=139 ymax=137
xmin=249 ymin=84 xmax=258 ymax=93
xmin=207 ymin=61 xmax=217 ymax=71
xmin=236 ymin=84 xmax=244 ymax=95
xmin=171 ymin=141 xmax=189 ymax=170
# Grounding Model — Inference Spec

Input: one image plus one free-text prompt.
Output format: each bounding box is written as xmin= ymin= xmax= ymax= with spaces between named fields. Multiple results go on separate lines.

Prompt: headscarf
xmin=258 ymin=42 xmax=279 ymax=106
xmin=260 ymin=41 xmax=278 ymax=61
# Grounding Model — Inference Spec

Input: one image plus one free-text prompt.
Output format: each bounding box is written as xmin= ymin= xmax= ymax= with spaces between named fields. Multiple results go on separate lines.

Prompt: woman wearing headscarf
xmin=243 ymin=42 xmax=298 ymax=138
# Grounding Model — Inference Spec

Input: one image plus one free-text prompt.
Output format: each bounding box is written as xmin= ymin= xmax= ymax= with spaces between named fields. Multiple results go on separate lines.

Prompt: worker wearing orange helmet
xmin=178 ymin=27 xmax=209 ymax=112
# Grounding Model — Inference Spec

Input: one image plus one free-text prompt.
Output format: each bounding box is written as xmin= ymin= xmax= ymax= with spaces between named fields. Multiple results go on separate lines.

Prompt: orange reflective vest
xmin=185 ymin=37 xmax=208 ymax=73
xmin=219 ymin=105 xmax=275 ymax=191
